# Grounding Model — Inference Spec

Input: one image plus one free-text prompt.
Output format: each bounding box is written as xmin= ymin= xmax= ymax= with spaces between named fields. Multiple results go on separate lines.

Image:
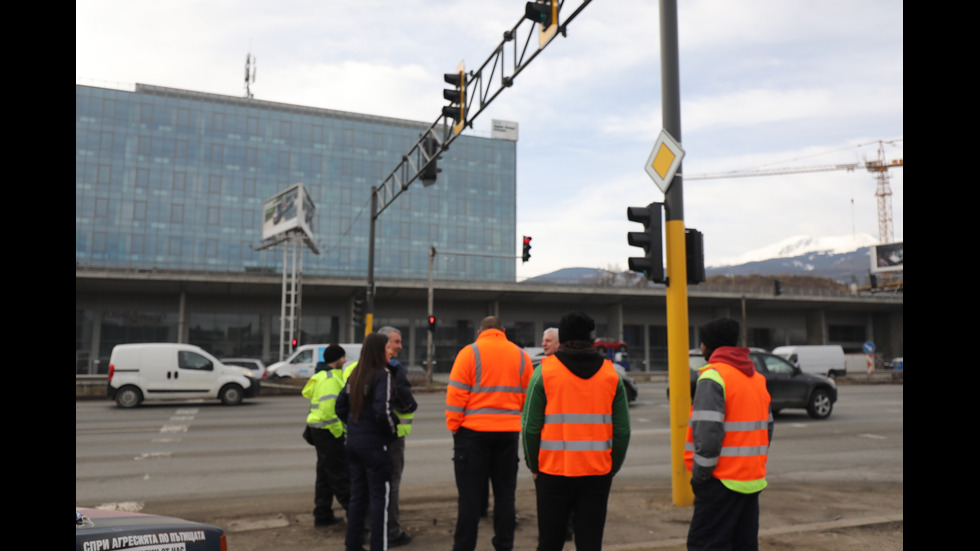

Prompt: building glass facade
xmin=75 ymin=84 xmax=518 ymax=282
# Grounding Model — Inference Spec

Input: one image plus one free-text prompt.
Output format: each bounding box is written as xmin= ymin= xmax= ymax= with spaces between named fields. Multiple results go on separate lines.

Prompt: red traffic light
xmin=428 ymin=315 xmax=437 ymax=333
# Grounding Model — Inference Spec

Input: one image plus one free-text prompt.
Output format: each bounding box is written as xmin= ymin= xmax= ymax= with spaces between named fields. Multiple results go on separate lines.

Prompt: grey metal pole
xmin=427 ymin=245 xmax=435 ymax=385
xmin=366 ymin=187 xmax=377 ymax=336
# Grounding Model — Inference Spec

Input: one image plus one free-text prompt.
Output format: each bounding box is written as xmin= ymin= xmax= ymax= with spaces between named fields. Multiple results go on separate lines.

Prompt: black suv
xmin=686 ymin=349 xmax=838 ymax=419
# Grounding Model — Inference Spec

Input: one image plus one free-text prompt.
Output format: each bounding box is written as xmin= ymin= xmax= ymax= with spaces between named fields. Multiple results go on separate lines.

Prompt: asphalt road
xmin=76 ymin=381 xmax=903 ymax=549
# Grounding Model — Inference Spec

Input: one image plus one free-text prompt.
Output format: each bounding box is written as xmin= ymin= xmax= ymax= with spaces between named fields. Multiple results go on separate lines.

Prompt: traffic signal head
xmin=291 ymin=338 xmax=298 ymax=347
xmin=773 ymin=279 xmax=782 ymax=296
xmin=353 ymin=298 xmax=365 ymax=325
xmin=443 ymin=62 xmax=466 ymax=135
xmin=428 ymin=315 xmax=437 ymax=333
xmin=522 ymin=235 xmax=532 ymax=263
xmin=524 ymin=1 xmax=559 ymax=46
xmin=627 ymin=203 xmax=665 ymax=283
xmin=420 ymin=135 xmax=440 ymax=187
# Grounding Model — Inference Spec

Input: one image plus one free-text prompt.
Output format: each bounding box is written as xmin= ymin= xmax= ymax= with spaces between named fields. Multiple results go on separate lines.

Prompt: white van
xmin=771 ymin=345 xmax=847 ymax=378
xmin=266 ymin=343 xmax=362 ymax=379
xmin=107 ymin=343 xmax=260 ymax=408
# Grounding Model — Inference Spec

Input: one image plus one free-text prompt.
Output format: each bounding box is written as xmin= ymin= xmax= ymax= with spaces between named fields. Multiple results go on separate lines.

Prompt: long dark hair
xmin=347 ymin=333 xmax=389 ymax=421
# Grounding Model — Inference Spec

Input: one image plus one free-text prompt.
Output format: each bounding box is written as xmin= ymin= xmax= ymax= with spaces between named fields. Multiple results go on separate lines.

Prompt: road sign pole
xmin=659 ymin=0 xmax=694 ymax=508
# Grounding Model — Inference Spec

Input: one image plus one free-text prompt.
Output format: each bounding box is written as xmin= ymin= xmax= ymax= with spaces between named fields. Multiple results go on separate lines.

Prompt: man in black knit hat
xmin=522 ymin=311 xmax=631 ymax=551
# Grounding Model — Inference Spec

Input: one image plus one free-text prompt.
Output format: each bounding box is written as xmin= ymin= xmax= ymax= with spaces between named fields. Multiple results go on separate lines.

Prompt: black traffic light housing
xmin=443 ymin=63 xmax=466 ymax=135
xmin=353 ymin=298 xmax=365 ymax=325
xmin=522 ymin=236 xmax=532 ymax=263
xmin=627 ymin=203 xmax=665 ymax=283
xmin=420 ymin=135 xmax=440 ymax=187
xmin=773 ymin=279 xmax=782 ymax=296
xmin=428 ymin=315 xmax=437 ymax=333
xmin=524 ymin=1 xmax=555 ymax=26
xmin=685 ymin=228 xmax=706 ymax=285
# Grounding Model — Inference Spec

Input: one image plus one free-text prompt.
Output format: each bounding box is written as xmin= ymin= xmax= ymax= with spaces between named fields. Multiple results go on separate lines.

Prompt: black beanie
xmin=321 ymin=344 xmax=346 ymax=364
xmin=559 ymin=311 xmax=595 ymax=343
xmin=699 ymin=318 xmax=740 ymax=351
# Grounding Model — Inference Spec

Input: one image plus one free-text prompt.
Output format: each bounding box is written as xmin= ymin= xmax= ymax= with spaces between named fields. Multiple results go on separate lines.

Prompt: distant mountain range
xmin=525 ymin=234 xmax=894 ymax=285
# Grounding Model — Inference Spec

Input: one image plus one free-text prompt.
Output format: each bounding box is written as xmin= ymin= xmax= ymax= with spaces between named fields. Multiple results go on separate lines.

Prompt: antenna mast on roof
xmin=244 ymin=53 xmax=257 ymax=99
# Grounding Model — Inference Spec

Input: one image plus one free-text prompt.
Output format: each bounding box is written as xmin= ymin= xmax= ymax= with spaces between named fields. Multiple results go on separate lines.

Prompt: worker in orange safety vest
xmin=445 ymin=316 xmax=532 ymax=551
xmin=685 ymin=317 xmax=773 ymax=551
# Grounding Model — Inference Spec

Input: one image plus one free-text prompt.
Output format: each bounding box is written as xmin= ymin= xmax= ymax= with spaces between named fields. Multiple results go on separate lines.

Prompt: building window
xmin=207 ymin=207 xmax=220 ymax=226
xmin=170 ymin=204 xmax=183 ymax=223
xmin=209 ymin=175 xmax=222 ymax=194
xmin=173 ymin=172 xmax=186 ymax=191
xmin=95 ymin=198 xmax=109 ymax=218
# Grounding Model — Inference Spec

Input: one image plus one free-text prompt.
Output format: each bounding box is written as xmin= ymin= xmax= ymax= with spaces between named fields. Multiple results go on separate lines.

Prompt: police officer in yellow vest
xmin=302 ymin=344 xmax=351 ymax=527
xmin=685 ymin=318 xmax=774 ymax=551
xmin=343 ymin=327 xmax=414 ymax=547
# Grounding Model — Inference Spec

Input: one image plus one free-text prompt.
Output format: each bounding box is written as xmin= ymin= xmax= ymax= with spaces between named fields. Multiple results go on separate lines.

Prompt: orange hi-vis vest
xmin=685 ymin=362 xmax=770 ymax=490
xmin=445 ymin=329 xmax=532 ymax=433
xmin=538 ymin=355 xmax=620 ymax=477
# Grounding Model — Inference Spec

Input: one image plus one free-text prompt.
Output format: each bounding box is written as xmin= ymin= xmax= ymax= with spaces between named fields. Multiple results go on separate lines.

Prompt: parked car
xmin=107 ymin=343 xmax=260 ymax=408
xmin=682 ymin=348 xmax=837 ymax=419
xmin=593 ymin=338 xmax=628 ymax=354
xmin=266 ymin=343 xmax=362 ymax=379
xmin=221 ymin=357 xmax=267 ymax=379
xmin=76 ymin=507 xmax=226 ymax=551
xmin=770 ymin=345 xmax=847 ymax=378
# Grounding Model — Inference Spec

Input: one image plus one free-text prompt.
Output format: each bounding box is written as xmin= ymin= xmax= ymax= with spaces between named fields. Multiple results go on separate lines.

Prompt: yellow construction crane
xmin=686 ymin=140 xmax=903 ymax=244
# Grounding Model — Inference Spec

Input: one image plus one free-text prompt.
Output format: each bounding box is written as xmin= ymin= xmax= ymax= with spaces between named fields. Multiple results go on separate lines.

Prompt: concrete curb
xmin=606 ymin=513 xmax=904 ymax=550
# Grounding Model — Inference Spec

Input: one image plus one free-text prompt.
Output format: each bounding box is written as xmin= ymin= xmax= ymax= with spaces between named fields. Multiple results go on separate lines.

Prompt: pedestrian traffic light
xmin=627 ymin=203 xmax=665 ymax=283
xmin=353 ymin=298 xmax=365 ymax=325
xmin=524 ymin=0 xmax=559 ymax=46
xmin=522 ymin=236 xmax=532 ymax=263
xmin=443 ymin=62 xmax=465 ymax=135
xmin=420 ymin=135 xmax=440 ymax=187
xmin=428 ymin=315 xmax=437 ymax=333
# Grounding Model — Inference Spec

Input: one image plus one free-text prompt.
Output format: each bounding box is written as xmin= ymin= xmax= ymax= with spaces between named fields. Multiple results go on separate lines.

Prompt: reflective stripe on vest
xmin=538 ymin=356 xmax=619 ymax=477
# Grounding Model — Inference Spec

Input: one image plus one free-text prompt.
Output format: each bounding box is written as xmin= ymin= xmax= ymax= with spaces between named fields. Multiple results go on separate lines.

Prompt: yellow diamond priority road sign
xmin=644 ymin=130 xmax=685 ymax=194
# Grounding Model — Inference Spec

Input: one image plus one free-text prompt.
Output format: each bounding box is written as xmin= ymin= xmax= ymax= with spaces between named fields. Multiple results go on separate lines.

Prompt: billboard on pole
xmin=262 ymin=183 xmax=315 ymax=242
xmin=870 ymin=241 xmax=903 ymax=273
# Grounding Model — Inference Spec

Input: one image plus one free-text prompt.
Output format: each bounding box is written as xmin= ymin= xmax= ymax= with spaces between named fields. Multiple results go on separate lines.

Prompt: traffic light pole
xmin=364 ymin=1 xmax=597 ymax=336
xmin=659 ymin=0 xmax=694 ymax=508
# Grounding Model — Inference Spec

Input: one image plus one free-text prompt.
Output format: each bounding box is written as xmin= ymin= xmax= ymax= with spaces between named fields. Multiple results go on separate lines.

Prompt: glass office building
xmin=75 ymin=84 xmax=518 ymax=282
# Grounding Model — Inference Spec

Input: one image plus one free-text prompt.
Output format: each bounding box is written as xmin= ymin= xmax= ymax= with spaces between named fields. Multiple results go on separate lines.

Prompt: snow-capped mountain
xmin=525 ymin=234 xmax=890 ymax=284
xmin=709 ymin=234 xmax=879 ymax=268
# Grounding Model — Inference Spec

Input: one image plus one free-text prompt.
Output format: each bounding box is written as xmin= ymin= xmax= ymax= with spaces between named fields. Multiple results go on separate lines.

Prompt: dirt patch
xmin=149 ymin=480 xmax=902 ymax=550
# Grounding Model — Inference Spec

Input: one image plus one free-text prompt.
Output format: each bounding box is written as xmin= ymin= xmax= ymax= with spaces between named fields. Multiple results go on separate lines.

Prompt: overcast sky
xmin=76 ymin=1 xmax=904 ymax=279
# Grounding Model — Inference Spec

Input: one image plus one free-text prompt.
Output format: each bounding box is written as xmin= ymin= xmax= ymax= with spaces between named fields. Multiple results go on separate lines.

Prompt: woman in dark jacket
xmin=336 ymin=333 xmax=417 ymax=551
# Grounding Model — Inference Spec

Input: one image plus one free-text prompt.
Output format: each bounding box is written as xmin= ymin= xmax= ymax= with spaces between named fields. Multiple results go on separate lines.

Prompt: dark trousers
xmin=346 ymin=442 xmax=393 ymax=551
xmin=311 ymin=428 xmax=350 ymax=522
xmin=687 ymin=477 xmax=761 ymax=551
xmin=534 ymin=472 xmax=613 ymax=551
xmin=388 ymin=436 xmax=406 ymax=537
xmin=452 ymin=428 xmax=519 ymax=551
